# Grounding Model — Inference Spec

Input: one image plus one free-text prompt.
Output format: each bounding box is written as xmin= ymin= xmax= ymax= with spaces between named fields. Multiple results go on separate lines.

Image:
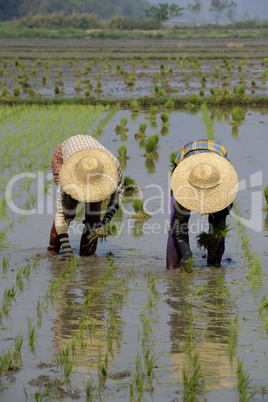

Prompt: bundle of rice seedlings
xmin=144 ymin=135 xmax=159 ymax=159
xmin=131 ymin=197 xmax=151 ymax=221
xmin=196 ymin=223 xmax=230 ymax=252
xmin=118 ymin=145 xmax=127 ymax=157
xmin=169 ymin=151 xmax=177 ymax=166
xmin=130 ymin=99 xmax=140 ymax=113
xmin=123 ymin=176 xmax=138 ymax=193
xmin=134 ymin=123 xmax=147 ymax=140
xmin=145 ymin=106 xmax=158 ymax=121
xmin=91 ymin=222 xmax=119 ymax=242
xmin=115 ymin=117 xmax=129 ymax=134
xmin=160 ymin=113 xmax=170 ymax=126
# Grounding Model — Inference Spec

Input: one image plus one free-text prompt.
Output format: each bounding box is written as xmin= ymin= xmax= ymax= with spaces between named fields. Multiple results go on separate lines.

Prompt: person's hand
xmin=92 ymin=222 xmax=106 ymax=239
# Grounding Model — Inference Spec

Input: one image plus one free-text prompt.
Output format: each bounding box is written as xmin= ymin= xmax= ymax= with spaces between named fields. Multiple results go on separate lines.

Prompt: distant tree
xmin=187 ymin=0 xmax=202 ymax=24
xmin=209 ymin=0 xmax=229 ymax=24
xmin=145 ymin=3 xmax=184 ymax=22
xmin=226 ymin=1 xmax=237 ymax=23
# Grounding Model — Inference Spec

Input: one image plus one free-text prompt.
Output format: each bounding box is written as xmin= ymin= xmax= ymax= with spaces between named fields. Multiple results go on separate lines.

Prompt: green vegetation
xmin=132 ymin=197 xmax=151 ymax=221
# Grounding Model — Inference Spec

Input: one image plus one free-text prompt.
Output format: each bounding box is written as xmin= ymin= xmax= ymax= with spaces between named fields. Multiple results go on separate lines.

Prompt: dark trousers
xmin=166 ymin=195 xmax=232 ymax=269
xmin=48 ymin=201 xmax=102 ymax=256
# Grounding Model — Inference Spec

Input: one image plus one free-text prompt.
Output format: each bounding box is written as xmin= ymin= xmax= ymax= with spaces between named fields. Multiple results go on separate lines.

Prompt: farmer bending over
xmin=166 ymin=139 xmax=238 ymax=269
xmin=48 ymin=135 xmax=123 ymax=258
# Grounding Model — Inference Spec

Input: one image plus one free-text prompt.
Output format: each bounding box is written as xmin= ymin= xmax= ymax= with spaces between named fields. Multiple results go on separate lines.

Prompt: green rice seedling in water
xmin=2 ymin=255 xmax=10 ymax=270
xmin=160 ymin=113 xmax=169 ymax=126
xmin=134 ymin=123 xmax=147 ymax=140
xmin=14 ymin=331 xmax=23 ymax=358
xmin=169 ymin=151 xmax=177 ymax=166
xmin=236 ymin=358 xmax=255 ymax=401
xmin=118 ymin=145 xmax=127 ymax=157
xmin=1 ymin=87 xmax=8 ymax=96
xmin=189 ymin=93 xmax=198 ymax=105
xmin=183 ymin=352 xmax=203 ymax=401
xmin=199 ymin=89 xmax=205 ymax=96
xmin=27 ymin=317 xmax=37 ymax=348
xmin=132 ymin=197 xmax=151 ymax=221
xmin=145 ymin=135 xmax=159 ymax=155
xmin=130 ymin=99 xmax=139 ymax=112
xmin=210 ymin=87 xmax=216 ymax=96
xmin=16 ymin=269 xmax=24 ymax=291
xmin=123 ymin=176 xmax=138 ymax=194
xmin=165 ymin=99 xmax=174 ymax=109
xmin=228 ymin=316 xmax=238 ymax=361
xmin=14 ymin=86 xmax=20 ymax=97
xmin=42 ymin=76 xmax=47 ymax=85
xmin=0 ymin=350 xmax=13 ymax=376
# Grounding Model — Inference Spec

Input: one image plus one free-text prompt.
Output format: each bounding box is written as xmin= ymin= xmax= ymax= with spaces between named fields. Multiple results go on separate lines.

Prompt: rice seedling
xmin=118 ymin=145 xmax=127 ymax=157
xmin=27 ymin=317 xmax=37 ymax=349
xmin=165 ymin=99 xmax=174 ymax=109
xmin=196 ymin=223 xmax=230 ymax=252
xmin=144 ymin=134 xmax=159 ymax=159
xmin=228 ymin=316 xmax=238 ymax=361
xmin=160 ymin=112 xmax=170 ymax=126
xmin=199 ymin=89 xmax=205 ymax=96
xmin=14 ymin=86 xmax=20 ymax=97
xmin=123 ymin=176 xmax=138 ymax=193
xmin=14 ymin=331 xmax=23 ymax=358
xmin=145 ymin=106 xmax=158 ymax=121
xmin=169 ymin=151 xmax=177 ymax=166
xmin=115 ymin=117 xmax=129 ymax=134
xmin=236 ymin=358 xmax=256 ymax=401
xmin=230 ymin=106 xmax=244 ymax=126
xmin=1 ymin=87 xmax=8 ymax=96
xmin=16 ymin=269 xmax=24 ymax=291
xmin=130 ymin=99 xmax=139 ymax=113
xmin=183 ymin=352 xmax=203 ymax=401
xmin=132 ymin=197 xmax=151 ymax=221
xmin=0 ymin=350 xmax=13 ymax=376
xmin=2 ymin=255 xmax=10 ymax=270
xmin=263 ymin=185 xmax=268 ymax=212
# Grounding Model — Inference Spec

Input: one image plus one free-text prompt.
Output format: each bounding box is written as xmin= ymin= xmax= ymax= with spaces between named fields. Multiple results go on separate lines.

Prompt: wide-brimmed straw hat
xmin=59 ymin=149 xmax=118 ymax=202
xmin=171 ymin=153 xmax=239 ymax=213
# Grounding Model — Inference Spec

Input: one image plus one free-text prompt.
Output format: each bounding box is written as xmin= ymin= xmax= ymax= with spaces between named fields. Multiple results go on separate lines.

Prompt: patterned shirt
xmin=175 ymin=139 xmax=228 ymax=165
xmin=52 ymin=135 xmax=123 ymax=213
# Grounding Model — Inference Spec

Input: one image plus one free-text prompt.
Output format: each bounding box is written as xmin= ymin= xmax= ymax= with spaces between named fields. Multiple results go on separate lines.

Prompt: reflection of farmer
xmin=47 ymin=135 xmax=123 ymax=258
xmin=166 ymin=139 xmax=238 ymax=269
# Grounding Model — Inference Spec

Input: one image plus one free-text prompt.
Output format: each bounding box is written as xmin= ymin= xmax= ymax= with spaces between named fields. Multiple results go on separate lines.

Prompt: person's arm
xmin=101 ymin=190 xmax=120 ymax=226
xmin=51 ymin=143 xmax=64 ymax=186
xmin=55 ymin=186 xmax=74 ymax=258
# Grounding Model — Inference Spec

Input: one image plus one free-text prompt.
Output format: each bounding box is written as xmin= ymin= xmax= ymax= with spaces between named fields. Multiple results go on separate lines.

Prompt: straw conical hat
xmin=59 ymin=149 xmax=118 ymax=202
xmin=171 ymin=153 xmax=239 ymax=213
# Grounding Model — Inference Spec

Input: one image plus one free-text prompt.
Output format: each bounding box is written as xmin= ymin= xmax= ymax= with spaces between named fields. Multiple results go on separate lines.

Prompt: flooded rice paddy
xmin=0 ymin=102 xmax=268 ymax=401
xmin=1 ymin=37 xmax=268 ymax=100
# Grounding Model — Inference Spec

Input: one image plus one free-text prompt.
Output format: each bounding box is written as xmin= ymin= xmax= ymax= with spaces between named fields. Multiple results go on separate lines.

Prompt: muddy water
xmin=0 ymin=106 xmax=268 ymax=400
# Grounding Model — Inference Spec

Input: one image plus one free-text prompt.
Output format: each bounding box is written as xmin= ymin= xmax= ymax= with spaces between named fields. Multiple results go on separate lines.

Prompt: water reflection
xmin=145 ymin=158 xmax=155 ymax=174
xmin=166 ymin=270 xmax=236 ymax=391
xmin=160 ymin=126 xmax=169 ymax=136
xmin=50 ymin=258 xmax=123 ymax=371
